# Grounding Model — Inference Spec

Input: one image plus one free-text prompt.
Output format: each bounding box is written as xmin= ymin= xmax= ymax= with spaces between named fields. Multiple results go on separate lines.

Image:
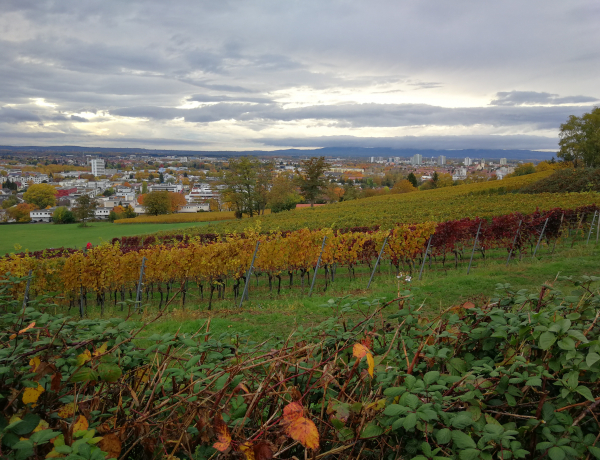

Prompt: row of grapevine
xmin=1 ymin=205 xmax=598 ymax=310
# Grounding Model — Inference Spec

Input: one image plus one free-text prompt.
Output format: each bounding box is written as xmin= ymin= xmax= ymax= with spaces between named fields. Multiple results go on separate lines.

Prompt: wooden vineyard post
xmin=506 ymin=220 xmax=522 ymax=266
xmin=239 ymin=241 xmax=260 ymax=308
xmin=586 ymin=211 xmax=598 ymax=245
xmin=22 ymin=269 xmax=32 ymax=313
xmin=309 ymin=236 xmax=327 ymax=297
xmin=418 ymin=236 xmax=432 ymax=281
xmin=551 ymin=213 xmax=564 ymax=255
xmin=367 ymin=236 xmax=388 ymax=289
xmin=571 ymin=214 xmax=585 ymax=248
xmin=79 ymin=248 xmax=86 ymax=318
xmin=134 ymin=257 xmax=146 ymax=312
xmin=596 ymin=210 xmax=600 ymax=244
xmin=532 ymin=218 xmax=549 ymax=258
xmin=467 ymin=221 xmax=482 ymax=275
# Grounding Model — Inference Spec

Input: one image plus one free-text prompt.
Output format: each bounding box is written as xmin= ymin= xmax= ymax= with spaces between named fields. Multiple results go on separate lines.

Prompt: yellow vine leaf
xmin=22 ymin=383 xmax=44 ymax=406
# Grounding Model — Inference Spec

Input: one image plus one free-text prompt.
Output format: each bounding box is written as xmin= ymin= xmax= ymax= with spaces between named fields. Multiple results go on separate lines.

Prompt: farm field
xmin=0 ymin=221 xmax=211 ymax=256
xmin=114 ymin=210 xmax=251 ymax=224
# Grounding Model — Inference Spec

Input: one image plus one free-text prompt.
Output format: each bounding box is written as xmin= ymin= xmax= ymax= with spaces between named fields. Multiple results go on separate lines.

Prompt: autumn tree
xmin=513 ymin=163 xmax=536 ymax=176
xmin=52 ymin=206 xmax=75 ymax=224
xmin=140 ymin=191 xmax=170 ymax=216
xmin=268 ymin=172 xmax=302 ymax=212
xmin=73 ymin=194 xmax=97 ymax=226
xmin=7 ymin=203 xmax=35 ymax=222
xmin=391 ymin=179 xmax=417 ymax=194
xmin=168 ymin=192 xmax=187 ymax=212
xmin=294 ymin=157 xmax=329 ymax=207
xmin=221 ymin=156 xmax=270 ymax=218
xmin=23 ymin=183 xmax=56 ymax=209
xmin=558 ymin=106 xmax=600 ymax=167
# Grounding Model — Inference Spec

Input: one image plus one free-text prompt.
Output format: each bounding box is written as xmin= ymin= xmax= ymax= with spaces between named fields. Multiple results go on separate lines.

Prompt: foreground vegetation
xmin=1 ymin=270 xmax=599 ymax=459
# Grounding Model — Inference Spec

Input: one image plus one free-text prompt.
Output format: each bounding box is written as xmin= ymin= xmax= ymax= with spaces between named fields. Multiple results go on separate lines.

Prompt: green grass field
xmin=0 ymin=221 xmax=210 ymax=255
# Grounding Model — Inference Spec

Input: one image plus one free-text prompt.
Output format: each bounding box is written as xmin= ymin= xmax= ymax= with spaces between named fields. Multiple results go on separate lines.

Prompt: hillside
xmin=168 ymin=171 xmax=600 ymax=235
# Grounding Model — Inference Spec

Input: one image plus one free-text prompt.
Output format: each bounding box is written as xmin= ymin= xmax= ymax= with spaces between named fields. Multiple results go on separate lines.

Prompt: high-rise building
xmin=438 ymin=155 xmax=446 ymax=165
xmin=411 ymin=154 xmax=422 ymax=165
xmin=500 ymin=158 xmax=507 ymax=165
xmin=90 ymin=159 xmax=105 ymax=177
xmin=464 ymin=157 xmax=473 ymax=166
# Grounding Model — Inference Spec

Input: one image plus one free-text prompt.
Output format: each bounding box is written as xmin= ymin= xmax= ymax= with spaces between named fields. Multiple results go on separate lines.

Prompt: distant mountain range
xmin=0 ymin=145 xmax=555 ymax=161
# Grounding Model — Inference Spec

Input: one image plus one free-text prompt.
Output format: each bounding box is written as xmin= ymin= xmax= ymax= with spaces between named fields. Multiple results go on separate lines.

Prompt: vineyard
xmin=2 ymin=205 xmax=599 ymax=313
xmin=114 ymin=210 xmax=260 ymax=225
xmin=168 ymin=171 xmax=600 ymax=235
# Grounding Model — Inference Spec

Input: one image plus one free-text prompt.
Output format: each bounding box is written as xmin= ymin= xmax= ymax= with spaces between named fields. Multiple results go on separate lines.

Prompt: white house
xmin=30 ymin=208 xmax=55 ymax=223
xmin=94 ymin=208 xmax=111 ymax=220
xmin=148 ymin=184 xmax=183 ymax=193
xmin=178 ymin=203 xmax=210 ymax=213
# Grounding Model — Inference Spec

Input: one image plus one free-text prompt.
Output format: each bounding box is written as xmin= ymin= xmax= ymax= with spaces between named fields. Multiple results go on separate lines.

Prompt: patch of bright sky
xmin=272 ymin=85 xmax=488 ymax=109
xmin=31 ymin=98 xmax=57 ymax=108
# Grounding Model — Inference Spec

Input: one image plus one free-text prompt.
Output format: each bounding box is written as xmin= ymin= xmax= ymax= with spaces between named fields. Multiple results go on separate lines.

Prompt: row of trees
xmin=221 ymin=156 xmax=328 ymax=217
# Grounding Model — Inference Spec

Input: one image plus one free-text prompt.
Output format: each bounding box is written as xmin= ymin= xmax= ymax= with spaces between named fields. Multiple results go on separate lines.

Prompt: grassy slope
xmin=164 ymin=171 xmax=600 ymax=235
xmin=130 ymin=243 xmax=600 ymax=341
xmin=0 ymin=221 xmax=213 ymax=255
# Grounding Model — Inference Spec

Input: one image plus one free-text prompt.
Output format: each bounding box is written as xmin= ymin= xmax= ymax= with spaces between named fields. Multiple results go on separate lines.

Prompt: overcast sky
xmin=1 ymin=0 xmax=599 ymax=152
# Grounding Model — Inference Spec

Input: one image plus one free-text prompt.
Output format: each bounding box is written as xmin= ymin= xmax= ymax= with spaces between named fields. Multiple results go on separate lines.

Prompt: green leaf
xmin=30 ymin=429 xmax=61 ymax=445
xmin=460 ymin=449 xmax=481 ymax=460
xmin=548 ymin=446 xmax=565 ymax=460
xmin=576 ymin=385 xmax=595 ymax=402
xmin=337 ymin=427 xmax=353 ymax=441
xmin=424 ymin=371 xmax=440 ymax=385
xmin=383 ymin=404 xmax=409 ymax=416
xmin=403 ymin=412 xmax=417 ymax=430
xmin=360 ymin=423 xmax=383 ymax=438
xmin=526 ymin=377 xmax=542 ymax=387
xmin=447 ymin=358 xmax=467 ymax=376
xmin=383 ymin=386 xmax=406 ymax=397
xmin=567 ymin=330 xmax=588 ymax=342
xmin=98 ymin=363 xmax=122 ymax=383
xmin=452 ymin=431 xmax=476 ymax=449
xmin=55 ymin=445 xmax=73 ymax=454
xmin=452 ymin=413 xmax=473 ymax=429
xmin=436 ymin=428 xmax=452 ymax=444
xmin=539 ymin=332 xmax=556 ymax=350
xmin=71 ymin=367 xmax=97 ymax=383
xmin=11 ymin=439 xmax=33 ymax=450
xmin=588 ymin=446 xmax=600 ymax=459
xmin=402 ymin=393 xmax=420 ymax=410
xmin=586 ymin=352 xmax=600 ymax=367
xmin=11 ymin=413 xmax=40 ymax=436
xmin=557 ymin=338 xmax=575 ymax=351
xmin=505 ymin=393 xmax=517 ymax=406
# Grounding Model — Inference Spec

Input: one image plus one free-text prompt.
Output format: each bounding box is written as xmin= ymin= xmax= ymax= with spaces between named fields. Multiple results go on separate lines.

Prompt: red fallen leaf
xmin=462 ymin=301 xmax=476 ymax=309
xmin=51 ymin=372 xmax=62 ymax=392
xmin=213 ymin=414 xmax=231 ymax=453
xmin=360 ymin=336 xmax=373 ymax=349
xmin=285 ymin=417 xmax=319 ymax=450
xmin=283 ymin=402 xmax=304 ymax=424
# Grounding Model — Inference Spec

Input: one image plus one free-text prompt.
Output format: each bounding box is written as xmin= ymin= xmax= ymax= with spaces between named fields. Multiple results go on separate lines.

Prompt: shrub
xmin=521 ymin=168 xmax=600 ymax=194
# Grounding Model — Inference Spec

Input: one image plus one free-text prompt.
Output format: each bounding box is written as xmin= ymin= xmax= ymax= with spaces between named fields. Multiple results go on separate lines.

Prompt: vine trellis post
xmin=239 ymin=241 xmax=260 ymax=308
xmin=309 ymin=236 xmax=327 ymax=297
xmin=586 ymin=211 xmax=598 ymax=245
xmin=506 ymin=220 xmax=523 ymax=266
xmin=134 ymin=257 xmax=146 ymax=312
xmin=467 ymin=221 xmax=482 ymax=275
xmin=533 ymin=218 xmax=549 ymax=258
xmin=418 ymin=236 xmax=432 ymax=281
xmin=367 ymin=236 xmax=388 ymax=289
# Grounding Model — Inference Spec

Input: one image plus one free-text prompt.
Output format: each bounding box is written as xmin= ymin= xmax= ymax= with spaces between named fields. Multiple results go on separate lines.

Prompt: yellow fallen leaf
xmin=34 ymin=419 xmax=50 ymax=432
xmin=57 ymin=403 xmax=76 ymax=419
xmin=73 ymin=415 xmax=89 ymax=434
xmin=19 ymin=322 xmax=36 ymax=334
xmin=239 ymin=442 xmax=255 ymax=460
xmin=76 ymin=350 xmax=91 ymax=366
xmin=30 ymin=356 xmax=41 ymax=372
xmin=93 ymin=342 xmax=108 ymax=357
xmin=23 ymin=383 xmax=44 ymax=406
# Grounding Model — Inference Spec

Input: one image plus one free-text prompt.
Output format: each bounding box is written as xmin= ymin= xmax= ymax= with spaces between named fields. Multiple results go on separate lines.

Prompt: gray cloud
xmin=0 ymin=0 xmax=599 ymax=149
xmin=490 ymin=91 xmax=599 ymax=106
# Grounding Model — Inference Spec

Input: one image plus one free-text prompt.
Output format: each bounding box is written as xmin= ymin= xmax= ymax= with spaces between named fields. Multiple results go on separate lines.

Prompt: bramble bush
xmin=0 ymin=273 xmax=599 ymax=459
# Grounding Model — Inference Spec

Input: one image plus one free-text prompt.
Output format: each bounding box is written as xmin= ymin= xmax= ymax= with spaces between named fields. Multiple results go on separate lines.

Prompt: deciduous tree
xmin=73 ymin=195 xmax=97 ymax=226
xmin=558 ymin=107 xmax=600 ymax=167
xmin=23 ymin=183 xmax=56 ymax=209
xmin=8 ymin=203 xmax=35 ymax=222
xmin=295 ymin=157 xmax=328 ymax=207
